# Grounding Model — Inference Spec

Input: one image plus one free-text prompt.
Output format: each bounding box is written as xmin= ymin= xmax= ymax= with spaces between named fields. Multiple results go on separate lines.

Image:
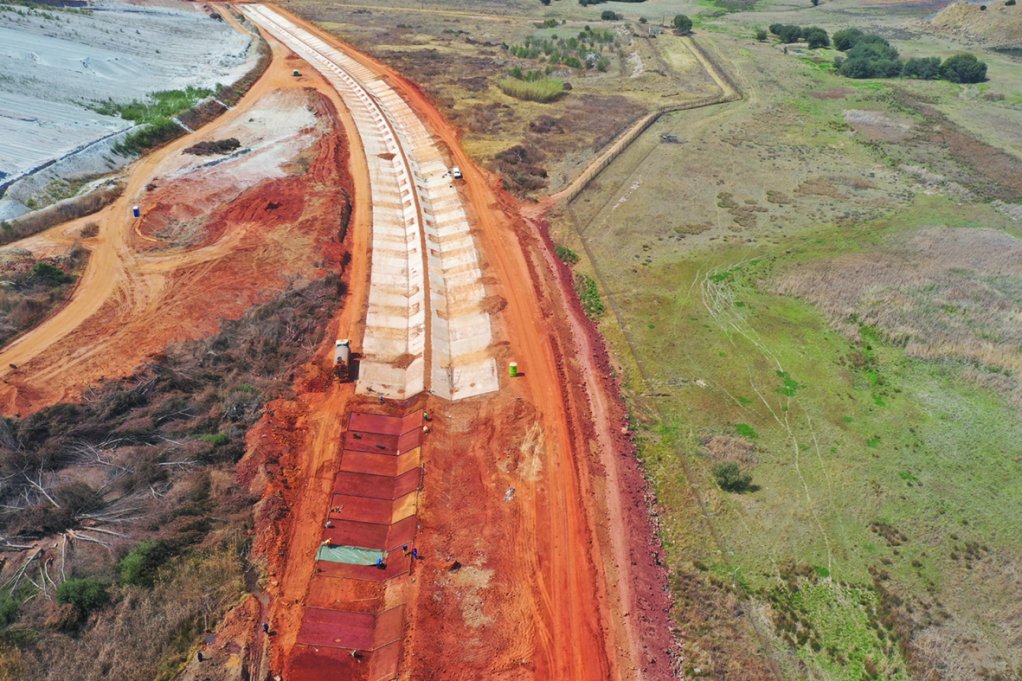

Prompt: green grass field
xmin=552 ymin=9 xmax=1022 ymax=675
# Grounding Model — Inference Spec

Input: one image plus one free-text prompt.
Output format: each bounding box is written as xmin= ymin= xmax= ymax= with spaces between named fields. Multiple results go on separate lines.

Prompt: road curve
xmin=244 ymin=5 xmax=498 ymax=402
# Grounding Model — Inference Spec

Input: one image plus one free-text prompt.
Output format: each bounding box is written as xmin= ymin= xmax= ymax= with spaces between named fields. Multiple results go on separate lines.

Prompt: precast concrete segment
xmin=244 ymin=5 xmax=497 ymax=400
xmin=361 ymin=76 xmax=497 ymax=400
xmin=243 ymin=4 xmax=425 ymax=400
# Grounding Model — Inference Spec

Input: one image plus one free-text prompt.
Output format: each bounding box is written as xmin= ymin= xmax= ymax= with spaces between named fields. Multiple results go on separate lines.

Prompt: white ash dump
xmin=0 ymin=0 xmax=254 ymax=221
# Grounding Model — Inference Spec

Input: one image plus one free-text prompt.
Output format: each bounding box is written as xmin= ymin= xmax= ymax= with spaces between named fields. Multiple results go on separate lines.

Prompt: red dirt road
xmin=247 ymin=6 xmax=676 ymax=680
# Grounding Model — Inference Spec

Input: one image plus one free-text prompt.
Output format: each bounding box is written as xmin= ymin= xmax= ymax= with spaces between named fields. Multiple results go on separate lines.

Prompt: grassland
xmin=549 ymin=4 xmax=1022 ymax=677
xmin=496 ymin=76 xmax=566 ymax=102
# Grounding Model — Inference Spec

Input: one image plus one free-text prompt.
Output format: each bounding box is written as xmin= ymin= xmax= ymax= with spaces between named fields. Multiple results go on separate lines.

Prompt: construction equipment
xmin=450 ymin=166 xmax=462 ymax=180
xmin=334 ymin=339 xmax=352 ymax=381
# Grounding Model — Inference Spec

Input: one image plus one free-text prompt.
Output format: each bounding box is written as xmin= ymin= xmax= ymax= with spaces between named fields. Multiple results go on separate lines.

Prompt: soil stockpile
xmin=927 ymin=1 xmax=1022 ymax=47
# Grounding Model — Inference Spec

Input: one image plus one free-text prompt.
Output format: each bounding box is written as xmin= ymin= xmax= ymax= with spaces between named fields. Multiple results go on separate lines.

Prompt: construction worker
xmin=262 ymin=622 xmax=270 ymax=634
xmin=376 ymin=557 xmax=385 ymax=569
xmin=423 ymin=410 xmax=431 ymax=422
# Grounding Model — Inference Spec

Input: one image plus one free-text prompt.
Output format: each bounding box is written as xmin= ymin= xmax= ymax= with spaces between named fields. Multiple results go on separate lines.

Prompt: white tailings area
xmin=244 ymin=5 xmax=497 ymax=401
xmin=0 ymin=0 xmax=252 ymax=183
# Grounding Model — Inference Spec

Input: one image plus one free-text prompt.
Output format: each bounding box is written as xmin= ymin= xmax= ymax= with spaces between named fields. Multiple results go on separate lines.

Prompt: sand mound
xmin=927 ymin=1 xmax=1022 ymax=48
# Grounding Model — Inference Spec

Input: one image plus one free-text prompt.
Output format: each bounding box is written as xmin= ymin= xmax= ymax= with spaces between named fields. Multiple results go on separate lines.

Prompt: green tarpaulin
xmin=316 ymin=544 xmax=386 ymax=565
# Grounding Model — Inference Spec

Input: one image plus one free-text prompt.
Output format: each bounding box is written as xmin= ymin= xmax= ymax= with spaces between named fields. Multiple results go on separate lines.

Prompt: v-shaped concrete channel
xmin=244 ymin=4 xmax=498 ymax=401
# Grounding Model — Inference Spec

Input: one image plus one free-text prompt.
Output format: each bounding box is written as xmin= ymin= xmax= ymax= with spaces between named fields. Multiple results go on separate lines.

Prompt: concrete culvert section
xmin=244 ymin=4 xmax=498 ymax=401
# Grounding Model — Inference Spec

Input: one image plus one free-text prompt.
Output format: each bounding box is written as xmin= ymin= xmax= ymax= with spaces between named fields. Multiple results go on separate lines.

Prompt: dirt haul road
xmin=0 ymin=36 xmax=354 ymax=416
xmin=240 ymin=5 xmax=674 ymax=681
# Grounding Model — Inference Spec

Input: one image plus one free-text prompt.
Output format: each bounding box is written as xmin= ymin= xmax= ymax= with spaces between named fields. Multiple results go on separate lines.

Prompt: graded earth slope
xmin=235 ymin=5 xmax=674 ymax=680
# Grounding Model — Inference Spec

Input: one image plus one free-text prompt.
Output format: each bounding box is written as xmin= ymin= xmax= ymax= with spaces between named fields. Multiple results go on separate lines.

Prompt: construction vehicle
xmin=334 ymin=339 xmax=352 ymax=381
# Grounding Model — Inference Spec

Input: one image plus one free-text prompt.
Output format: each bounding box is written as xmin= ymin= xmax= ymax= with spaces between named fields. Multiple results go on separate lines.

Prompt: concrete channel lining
xmin=244 ymin=5 xmax=425 ymax=400
xmin=244 ymin=5 xmax=497 ymax=401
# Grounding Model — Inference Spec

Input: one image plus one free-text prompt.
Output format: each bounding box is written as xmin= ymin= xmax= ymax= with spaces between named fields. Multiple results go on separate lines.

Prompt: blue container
xmin=132 ymin=206 xmax=140 ymax=218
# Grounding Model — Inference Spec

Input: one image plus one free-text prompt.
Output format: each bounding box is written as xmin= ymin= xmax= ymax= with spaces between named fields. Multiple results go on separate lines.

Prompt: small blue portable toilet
xmin=132 ymin=206 xmax=140 ymax=218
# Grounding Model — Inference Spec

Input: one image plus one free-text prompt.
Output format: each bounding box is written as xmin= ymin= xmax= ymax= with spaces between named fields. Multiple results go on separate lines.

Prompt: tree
xmin=940 ymin=53 xmax=987 ymax=83
xmin=713 ymin=462 xmax=754 ymax=493
xmin=812 ymin=0 xmax=820 ymax=5
xmin=1008 ymin=0 xmax=1017 ymax=6
xmin=803 ymin=26 xmax=830 ymax=48
xmin=57 ymin=577 xmax=111 ymax=615
xmin=838 ymin=38 xmax=901 ymax=78
xmin=903 ymin=56 xmax=941 ymax=79
xmin=673 ymin=14 xmax=692 ymax=33
xmin=833 ymin=27 xmax=865 ymax=51
xmin=755 ymin=28 xmax=768 ymax=41
xmin=770 ymin=23 xmax=804 ymax=43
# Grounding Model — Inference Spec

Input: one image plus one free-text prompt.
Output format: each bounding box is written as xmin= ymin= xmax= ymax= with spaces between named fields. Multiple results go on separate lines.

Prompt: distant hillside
xmin=927 ymin=1 xmax=1022 ymax=48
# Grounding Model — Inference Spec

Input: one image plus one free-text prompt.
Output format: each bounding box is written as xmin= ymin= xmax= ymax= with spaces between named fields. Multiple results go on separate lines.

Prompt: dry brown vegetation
xmin=894 ymin=90 xmax=1022 ymax=203
xmin=0 ymin=275 xmax=342 ymax=680
xmin=670 ymin=568 xmax=778 ymax=680
xmin=775 ymin=227 xmax=1022 ymax=405
xmin=0 ymin=246 xmax=87 ymax=347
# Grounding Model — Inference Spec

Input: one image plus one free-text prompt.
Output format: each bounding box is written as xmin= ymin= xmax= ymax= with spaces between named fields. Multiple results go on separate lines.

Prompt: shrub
xmin=903 ymin=56 xmax=941 ymax=79
xmin=713 ymin=462 xmax=754 ymax=493
xmin=803 ymin=26 xmax=830 ymax=49
xmin=770 ymin=23 xmax=803 ymax=43
xmin=30 ymin=262 xmax=72 ymax=286
xmin=833 ymin=27 xmax=865 ymax=51
xmin=555 ymin=245 xmax=579 ymax=265
xmin=839 ymin=38 xmax=901 ymax=78
xmin=574 ymin=273 xmax=605 ymax=318
xmin=57 ymin=578 xmax=111 ymax=615
xmin=755 ymin=28 xmax=768 ymax=41
xmin=600 ymin=10 xmax=619 ymax=20
xmin=940 ymin=53 xmax=987 ymax=83
xmin=673 ymin=14 xmax=692 ymax=33
xmin=1008 ymin=0 xmax=1017 ymax=6
xmin=197 ymin=432 xmax=231 ymax=447
xmin=120 ymin=540 xmax=176 ymax=587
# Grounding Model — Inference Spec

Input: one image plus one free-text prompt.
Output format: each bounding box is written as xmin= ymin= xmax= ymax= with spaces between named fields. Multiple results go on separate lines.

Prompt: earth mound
xmin=927 ymin=1 xmax=1022 ymax=48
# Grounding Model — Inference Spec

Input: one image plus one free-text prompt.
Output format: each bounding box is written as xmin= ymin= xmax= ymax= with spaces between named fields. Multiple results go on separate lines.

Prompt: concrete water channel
xmin=243 ymin=4 xmax=498 ymax=402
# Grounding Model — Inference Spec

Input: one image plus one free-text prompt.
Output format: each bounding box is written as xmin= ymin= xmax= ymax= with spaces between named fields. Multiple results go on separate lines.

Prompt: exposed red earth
xmin=234 ymin=6 xmax=675 ymax=680
xmin=0 ymin=39 xmax=351 ymax=417
xmin=0 ymin=3 xmax=675 ymax=678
